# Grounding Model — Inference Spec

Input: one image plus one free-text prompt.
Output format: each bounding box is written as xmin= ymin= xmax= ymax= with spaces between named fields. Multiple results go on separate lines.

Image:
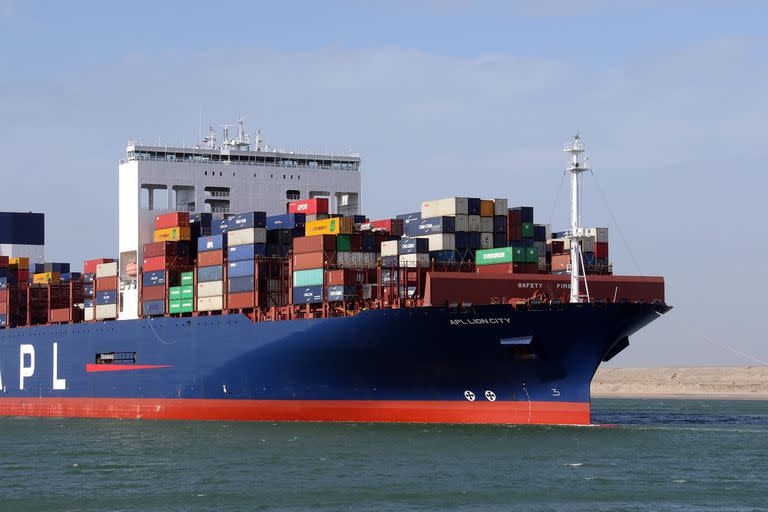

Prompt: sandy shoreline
xmin=590 ymin=366 xmax=768 ymax=400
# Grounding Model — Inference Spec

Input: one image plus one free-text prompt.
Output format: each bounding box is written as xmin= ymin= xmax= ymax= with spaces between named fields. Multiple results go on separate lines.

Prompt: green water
xmin=1 ymin=399 xmax=766 ymax=511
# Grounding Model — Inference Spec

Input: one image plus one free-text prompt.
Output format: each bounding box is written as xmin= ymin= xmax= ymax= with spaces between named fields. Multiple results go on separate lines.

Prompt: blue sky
xmin=1 ymin=1 xmax=767 ymax=366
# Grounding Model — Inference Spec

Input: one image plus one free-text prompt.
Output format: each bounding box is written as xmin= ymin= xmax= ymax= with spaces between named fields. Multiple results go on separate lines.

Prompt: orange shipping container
xmin=96 ymin=276 xmax=118 ymax=290
xmin=198 ymin=250 xmax=224 ymax=267
xmin=228 ymin=292 xmax=254 ymax=309
xmin=305 ymin=217 xmax=352 ymax=237
xmin=154 ymin=226 xmax=191 ymax=242
xmin=293 ymin=252 xmax=329 ymax=271
xmin=480 ymin=200 xmax=495 ymax=217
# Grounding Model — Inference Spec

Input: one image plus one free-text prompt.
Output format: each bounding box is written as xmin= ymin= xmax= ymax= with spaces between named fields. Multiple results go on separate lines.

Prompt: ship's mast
xmin=564 ymin=134 xmax=590 ymax=303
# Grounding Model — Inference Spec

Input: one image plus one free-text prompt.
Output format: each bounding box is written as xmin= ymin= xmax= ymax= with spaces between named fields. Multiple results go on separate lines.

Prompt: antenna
xmin=564 ymin=134 xmax=591 ymax=303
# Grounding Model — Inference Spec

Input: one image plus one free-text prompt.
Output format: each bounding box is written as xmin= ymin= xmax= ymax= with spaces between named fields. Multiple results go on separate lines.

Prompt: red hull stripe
xmin=85 ymin=364 xmax=172 ymax=373
xmin=0 ymin=398 xmax=590 ymax=425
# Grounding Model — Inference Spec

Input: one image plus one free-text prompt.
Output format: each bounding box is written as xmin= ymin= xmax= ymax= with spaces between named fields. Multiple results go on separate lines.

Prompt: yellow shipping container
xmin=154 ymin=226 xmax=191 ymax=242
xmin=305 ymin=217 xmax=353 ymax=237
xmin=10 ymin=257 xmax=29 ymax=269
xmin=33 ymin=272 xmax=60 ymax=284
xmin=480 ymin=199 xmax=495 ymax=217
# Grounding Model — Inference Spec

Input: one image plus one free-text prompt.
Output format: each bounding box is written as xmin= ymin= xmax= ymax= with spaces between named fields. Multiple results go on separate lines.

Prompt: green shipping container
xmin=521 ymin=222 xmax=534 ymax=238
xmin=512 ymin=247 xmax=526 ymax=263
xmin=169 ymin=299 xmax=182 ymax=313
xmin=169 ymin=286 xmax=182 ymax=300
xmin=525 ymin=247 xmax=538 ymax=263
xmin=181 ymin=285 xmax=194 ymax=299
xmin=336 ymin=234 xmax=351 ymax=252
xmin=181 ymin=272 xmax=194 ymax=285
xmin=475 ymin=247 xmax=514 ymax=266
xmin=180 ymin=299 xmax=194 ymax=312
xmin=293 ymin=268 xmax=324 ymax=287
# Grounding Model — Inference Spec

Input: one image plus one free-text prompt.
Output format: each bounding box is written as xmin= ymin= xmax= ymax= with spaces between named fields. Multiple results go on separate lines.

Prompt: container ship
xmin=0 ymin=129 xmax=668 ymax=425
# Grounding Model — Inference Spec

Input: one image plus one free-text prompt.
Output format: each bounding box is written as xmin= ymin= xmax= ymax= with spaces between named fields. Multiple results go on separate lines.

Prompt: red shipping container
xmin=369 ymin=219 xmax=404 ymax=236
xmin=155 ymin=212 xmax=190 ymax=230
xmin=550 ymin=240 xmax=565 ymax=255
xmin=142 ymin=285 xmax=166 ymax=301
xmin=143 ymin=256 xmax=172 ymax=272
xmin=0 ymin=289 xmax=7 ymax=302
xmin=326 ymin=269 xmax=368 ymax=286
xmin=84 ymin=258 xmax=115 ymax=274
xmin=551 ymin=254 xmax=571 ymax=272
xmin=293 ymin=235 xmax=337 ymax=254
xmin=198 ymin=250 xmax=224 ymax=267
xmin=288 ymin=198 xmax=329 ymax=215
xmin=50 ymin=308 xmax=71 ymax=323
xmin=228 ymin=292 xmax=254 ymax=309
xmin=96 ymin=276 xmax=118 ymax=290
xmin=144 ymin=241 xmax=186 ymax=258
xmin=0 ymin=302 xmax=6 ymax=314
xmin=17 ymin=270 xmax=29 ymax=282
xmin=293 ymin=252 xmax=330 ymax=271
xmin=0 ymin=256 xmax=8 ymax=267
xmin=507 ymin=225 xmax=522 ymax=242
xmin=507 ymin=209 xmax=522 ymax=226
xmin=595 ymin=242 xmax=609 ymax=259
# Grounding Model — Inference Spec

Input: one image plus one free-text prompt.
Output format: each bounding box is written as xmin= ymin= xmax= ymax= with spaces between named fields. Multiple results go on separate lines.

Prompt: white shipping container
xmin=381 ymin=240 xmax=399 ymax=257
xmin=415 ymin=233 xmax=455 ymax=251
xmin=84 ymin=307 xmax=94 ymax=322
xmin=362 ymin=253 xmax=377 ymax=269
xmin=493 ymin=198 xmax=509 ymax=216
xmin=538 ymin=256 xmax=548 ymax=270
xmin=197 ymin=296 xmax=224 ymax=312
xmin=361 ymin=284 xmax=375 ymax=300
xmin=421 ymin=197 xmax=468 ymax=217
xmin=468 ymin=215 xmax=481 ymax=232
xmin=95 ymin=304 xmax=117 ymax=320
xmin=227 ymin=227 xmax=267 ymax=246
xmin=480 ymin=217 xmax=493 ymax=233
xmin=587 ymin=227 xmax=609 ymax=244
xmin=454 ymin=214 xmax=469 ymax=232
xmin=96 ymin=262 xmax=118 ymax=278
xmin=197 ymin=281 xmax=223 ymax=297
xmin=399 ymin=253 xmax=430 ymax=268
xmin=479 ymin=233 xmax=494 ymax=249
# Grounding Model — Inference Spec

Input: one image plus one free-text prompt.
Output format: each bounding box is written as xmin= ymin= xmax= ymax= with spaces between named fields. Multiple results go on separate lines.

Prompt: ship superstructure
xmin=118 ymin=119 xmax=361 ymax=318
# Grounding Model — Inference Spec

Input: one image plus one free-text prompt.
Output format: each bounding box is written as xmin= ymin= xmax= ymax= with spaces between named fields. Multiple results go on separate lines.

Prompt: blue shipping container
xmin=0 ymin=277 xmax=7 ymax=290
xmin=380 ymin=255 xmax=398 ymax=267
xmin=142 ymin=271 xmax=167 ymax=287
xmin=198 ymin=265 xmax=223 ymax=283
xmin=45 ymin=262 xmax=70 ymax=273
xmin=429 ymin=250 xmax=457 ymax=263
xmin=466 ymin=232 xmax=481 ymax=250
xmin=228 ymin=244 xmax=255 ymax=262
xmin=254 ymin=243 xmax=267 ymax=256
xmin=0 ymin=314 xmax=6 ymax=327
xmin=229 ymin=211 xmax=267 ymax=230
xmin=228 ymin=260 xmax=254 ymax=278
xmin=327 ymin=285 xmax=356 ymax=302
xmin=493 ymin=233 xmax=508 ymax=248
xmin=228 ymin=276 xmax=255 ymax=293
xmin=190 ymin=213 xmax=213 ymax=227
xmin=83 ymin=273 xmax=94 ymax=283
xmin=197 ymin=234 xmax=226 ymax=253
xmin=395 ymin=212 xmax=422 ymax=229
xmin=362 ymin=235 xmax=377 ymax=253
xmin=96 ymin=290 xmax=118 ymax=305
xmin=84 ymin=299 xmax=94 ymax=308
xmin=534 ymin=225 xmax=547 ymax=241
xmin=403 ymin=216 xmax=455 ymax=237
xmin=293 ymin=286 xmax=323 ymax=304
xmin=142 ymin=300 xmax=165 ymax=316
xmin=267 ymin=213 xmax=305 ymax=230
xmin=83 ymin=284 xmax=93 ymax=297
xmin=493 ymin=216 xmax=507 ymax=233
xmin=399 ymin=237 xmax=429 ymax=255
xmin=467 ymin=198 xmax=481 ymax=215
xmin=0 ymin=212 xmax=44 ymax=245
xmin=34 ymin=263 xmax=45 ymax=274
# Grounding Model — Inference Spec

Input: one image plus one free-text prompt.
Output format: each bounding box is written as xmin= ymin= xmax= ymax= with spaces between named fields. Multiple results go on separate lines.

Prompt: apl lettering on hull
xmin=0 ymin=342 xmax=67 ymax=392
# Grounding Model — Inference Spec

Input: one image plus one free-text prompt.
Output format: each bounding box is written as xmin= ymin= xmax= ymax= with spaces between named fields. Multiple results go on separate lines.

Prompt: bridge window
xmin=286 ymin=190 xmax=300 ymax=200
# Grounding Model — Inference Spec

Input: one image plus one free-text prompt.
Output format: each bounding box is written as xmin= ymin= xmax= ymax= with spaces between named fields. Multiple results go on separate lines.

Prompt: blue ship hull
xmin=0 ymin=303 xmax=668 ymax=424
